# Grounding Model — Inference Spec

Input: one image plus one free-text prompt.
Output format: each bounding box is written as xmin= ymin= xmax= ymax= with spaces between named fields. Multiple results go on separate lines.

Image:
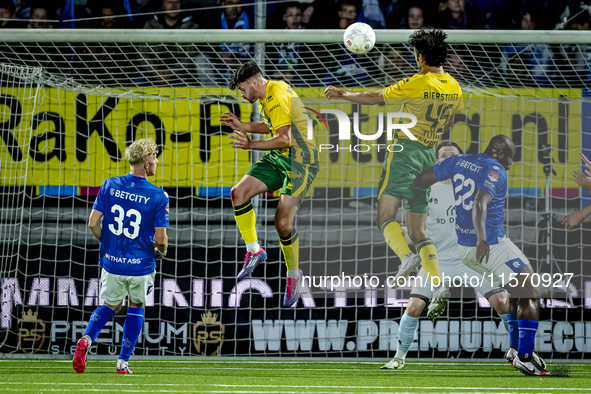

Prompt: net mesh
xmin=0 ymin=33 xmax=590 ymax=358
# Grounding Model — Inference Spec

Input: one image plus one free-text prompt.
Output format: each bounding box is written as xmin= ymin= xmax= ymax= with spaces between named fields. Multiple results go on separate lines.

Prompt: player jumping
xmin=381 ymin=142 xmax=509 ymax=370
xmin=221 ymin=61 xmax=318 ymax=307
xmin=324 ymin=27 xmax=463 ymax=297
xmin=415 ymin=135 xmax=549 ymax=376
xmin=73 ymin=138 xmax=169 ymax=374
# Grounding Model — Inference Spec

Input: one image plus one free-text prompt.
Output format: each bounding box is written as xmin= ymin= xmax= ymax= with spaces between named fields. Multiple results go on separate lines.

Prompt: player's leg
xmin=232 ymin=174 xmax=268 ymax=279
xmin=376 ymin=143 xmax=423 ymax=285
xmin=275 ymin=194 xmax=303 ymax=307
xmin=73 ymin=269 xmax=124 ymax=373
xmin=377 ymin=195 xmax=422 ymax=286
xmin=276 ymin=160 xmax=318 ymax=307
xmin=233 ymin=156 xmax=282 ymax=278
xmin=381 ymin=298 xmax=425 ymax=370
xmin=480 ymin=238 xmax=547 ymax=375
xmin=486 ymin=290 xmax=509 ymax=332
xmin=116 ymin=272 xmax=155 ymax=374
xmin=505 ymin=297 xmax=519 ymax=365
xmin=382 ymin=269 xmax=430 ymax=370
xmin=405 ymin=209 xmax=441 ymax=285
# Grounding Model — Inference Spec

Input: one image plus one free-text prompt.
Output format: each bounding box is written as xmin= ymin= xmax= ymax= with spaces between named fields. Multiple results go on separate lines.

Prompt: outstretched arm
xmin=473 ymin=189 xmax=493 ymax=264
xmin=324 ymin=86 xmax=385 ymax=105
xmin=415 ymin=167 xmax=439 ymax=189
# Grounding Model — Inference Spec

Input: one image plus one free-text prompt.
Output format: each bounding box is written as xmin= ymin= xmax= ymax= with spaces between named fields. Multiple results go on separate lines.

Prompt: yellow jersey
xmin=382 ymin=73 xmax=463 ymax=149
xmin=258 ymin=80 xmax=318 ymax=165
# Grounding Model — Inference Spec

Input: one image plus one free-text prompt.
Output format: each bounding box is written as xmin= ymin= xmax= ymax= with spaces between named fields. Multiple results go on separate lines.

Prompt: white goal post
xmin=0 ymin=29 xmax=590 ymax=359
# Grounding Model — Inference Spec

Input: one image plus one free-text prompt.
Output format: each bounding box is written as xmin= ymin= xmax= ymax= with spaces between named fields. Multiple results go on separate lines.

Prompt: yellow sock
xmin=416 ymin=238 xmax=441 ymax=284
xmin=234 ymin=201 xmax=257 ymax=244
xmin=280 ymin=231 xmax=299 ymax=271
xmin=380 ymin=219 xmax=412 ymax=258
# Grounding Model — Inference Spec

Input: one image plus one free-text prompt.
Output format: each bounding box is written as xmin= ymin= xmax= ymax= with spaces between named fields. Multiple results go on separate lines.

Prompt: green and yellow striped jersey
xmin=258 ymin=80 xmax=318 ymax=165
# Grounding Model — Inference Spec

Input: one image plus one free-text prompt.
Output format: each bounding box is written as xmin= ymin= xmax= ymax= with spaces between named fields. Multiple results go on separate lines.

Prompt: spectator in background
xmin=269 ymin=2 xmax=307 ymax=85
xmin=471 ymin=0 xmax=512 ymax=29
xmin=358 ymin=0 xmax=386 ymax=29
xmin=302 ymin=2 xmax=314 ymax=26
xmin=100 ymin=5 xmax=117 ymax=28
xmin=57 ymin=0 xmax=92 ymax=28
xmin=124 ymin=0 xmax=153 ymax=28
xmin=323 ymin=1 xmax=373 ymax=87
xmin=283 ymin=1 xmax=303 ymax=29
xmin=144 ymin=0 xmax=197 ymax=29
xmin=393 ymin=4 xmax=425 ymax=29
xmin=437 ymin=0 xmax=479 ymax=29
xmin=407 ymin=5 xmax=425 ymax=28
xmin=554 ymin=8 xmax=590 ymax=87
xmin=140 ymin=0 xmax=198 ymax=86
xmin=338 ymin=1 xmax=358 ymax=29
xmin=383 ymin=46 xmax=414 ymax=85
xmin=500 ymin=11 xmax=554 ymax=88
xmin=195 ymin=0 xmax=253 ymax=87
xmin=504 ymin=52 xmax=535 ymax=87
xmin=0 ymin=0 xmax=16 ymax=28
xmin=28 ymin=5 xmax=51 ymax=29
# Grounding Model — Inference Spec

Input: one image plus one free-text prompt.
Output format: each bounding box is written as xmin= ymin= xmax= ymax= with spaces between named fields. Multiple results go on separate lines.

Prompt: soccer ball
xmin=343 ymin=22 xmax=375 ymax=55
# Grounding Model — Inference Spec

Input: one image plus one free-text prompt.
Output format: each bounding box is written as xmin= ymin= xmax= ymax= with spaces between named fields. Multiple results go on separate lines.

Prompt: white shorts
xmin=458 ymin=237 xmax=531 ymax=289
xmin=410 ymin=258 xmax=500 ymax=299
xmin=100 ymin=268 xmax=155 ymax=305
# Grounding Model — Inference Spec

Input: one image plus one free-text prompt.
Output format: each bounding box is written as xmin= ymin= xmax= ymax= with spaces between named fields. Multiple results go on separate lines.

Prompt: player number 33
xmin=108 ymin=204 xmax=142 ymax=239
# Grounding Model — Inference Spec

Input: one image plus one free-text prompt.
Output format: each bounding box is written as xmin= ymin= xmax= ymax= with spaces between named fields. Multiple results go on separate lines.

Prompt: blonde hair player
xmin=73 ymin=138 xmax=169 ymax=375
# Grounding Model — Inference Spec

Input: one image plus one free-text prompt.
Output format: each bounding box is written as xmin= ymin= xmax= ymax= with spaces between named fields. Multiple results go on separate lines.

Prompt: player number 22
xmin=108 ymin=204 xmax=142 ymax=239
xmin=453 ymin=173 xmax=475 ymax=210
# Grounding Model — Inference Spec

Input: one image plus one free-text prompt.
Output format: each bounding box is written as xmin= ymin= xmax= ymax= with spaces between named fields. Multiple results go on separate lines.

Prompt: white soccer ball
xmin=343 ymin=22 xmax=375 ymax=55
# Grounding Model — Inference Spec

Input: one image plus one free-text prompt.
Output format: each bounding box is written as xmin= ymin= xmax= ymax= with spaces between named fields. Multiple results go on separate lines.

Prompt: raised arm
xmin=324 ymin=86 xmax=385 ymax=105
xmin=473 ymin=189 xmax=493 ymax=263
xmin=221 ymin=112 xmax=269 ymax=134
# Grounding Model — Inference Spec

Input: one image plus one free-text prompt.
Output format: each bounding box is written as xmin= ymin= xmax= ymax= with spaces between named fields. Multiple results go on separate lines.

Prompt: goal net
xmin=0 ymin=29 xmax=590 ymax=359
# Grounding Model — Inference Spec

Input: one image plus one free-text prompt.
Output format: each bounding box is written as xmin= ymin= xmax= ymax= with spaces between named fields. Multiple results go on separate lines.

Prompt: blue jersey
xmin=92 ymin=174 xmax=169 ymax=276
xmin=432 ymin=153 xmax=507 ymax=247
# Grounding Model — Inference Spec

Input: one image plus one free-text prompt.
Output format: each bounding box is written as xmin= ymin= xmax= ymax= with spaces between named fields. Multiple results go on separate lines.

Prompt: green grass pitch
xmin=1 ymin=359 xmax=591 ymax=393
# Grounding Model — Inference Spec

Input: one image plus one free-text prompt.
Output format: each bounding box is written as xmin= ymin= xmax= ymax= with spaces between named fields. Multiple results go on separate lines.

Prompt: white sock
xmin=287 ymin=269 xmax=299 ymax=279
xmin=394 ymin=349 xmax=408 ymax=360
xmin=401 ymin=253 xmax=413 ymax=263
xmin=83 ymin=335 xmax=92 ymax=346
xmin=246 ymin=242 xmax=260 ymax=254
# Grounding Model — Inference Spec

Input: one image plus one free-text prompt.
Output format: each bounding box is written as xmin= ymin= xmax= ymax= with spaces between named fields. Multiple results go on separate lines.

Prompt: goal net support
xmin=0 ymin=29 xmax=590 ymax=358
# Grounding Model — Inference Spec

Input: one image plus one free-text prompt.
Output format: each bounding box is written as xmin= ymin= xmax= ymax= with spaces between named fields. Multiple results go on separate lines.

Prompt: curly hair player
xmin=73 ymin=138 xmax=169 ymax=374
xmin=324 ymin=27 xmax=463 ymax=300
xmin=221 ymin=61 xmax=319 ymax=307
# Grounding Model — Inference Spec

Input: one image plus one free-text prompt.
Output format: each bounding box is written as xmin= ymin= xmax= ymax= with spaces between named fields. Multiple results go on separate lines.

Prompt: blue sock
xmin=85 ymin=305 xmax=116 ymax=343
xmin=395 ymin=312 xmax=419 ymax=359
xmin=507 ymin=313 xmax=518 ymax=349
xmin=119 ymin=307 xmax=144 ymax=361
xmin=498 ymin=313 xmax=509 ymax=333
xmin=518 ymin=320 xmax=539 ymax=362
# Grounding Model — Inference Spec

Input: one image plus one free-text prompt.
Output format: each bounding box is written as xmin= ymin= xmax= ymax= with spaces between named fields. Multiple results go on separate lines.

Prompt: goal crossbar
xmin=2 ymin=28 xmax=589 ymax=44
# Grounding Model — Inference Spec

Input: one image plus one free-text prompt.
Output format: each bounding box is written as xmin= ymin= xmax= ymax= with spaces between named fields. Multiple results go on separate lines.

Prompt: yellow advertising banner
xmin=0 ymin=86 xmax=583 ymax=195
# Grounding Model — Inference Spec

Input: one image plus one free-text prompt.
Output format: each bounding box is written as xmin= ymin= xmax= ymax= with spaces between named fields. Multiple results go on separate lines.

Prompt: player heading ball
xmin=73 ymin=138 xmax=169 ymax=375
xmin=324 ymin=27 xmax=463 ymax=293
